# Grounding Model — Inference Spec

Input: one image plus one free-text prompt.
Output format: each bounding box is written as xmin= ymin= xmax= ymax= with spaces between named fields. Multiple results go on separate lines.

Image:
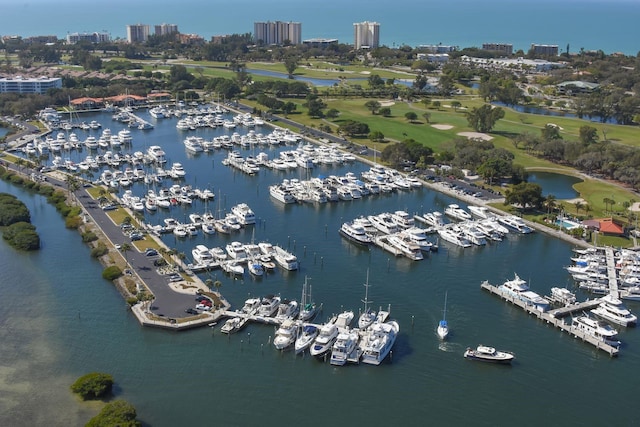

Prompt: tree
xmin=545 ymin=194 xmax=558 ymax=215
xmin=281 ymin=101 xmax=297 ymax=116
xmin=326 ymin=108 xmax=340 ymax=119
xmin=574 ymin=200 xmax=584 ymax=215
xmin=405 ymin=111 xmax=418 ymax=122
xmin=450 ymin=101 xmax=461 ymax=112
xmin=541 ymin=124 xmax=562 ymax=141
xmin=432 ymin=100 xmax=441 ymax=110
xmin=379 ymin=107 xmax=391 ymax=117
xmin=422 ymin=112 xmax=431 ymax=123
xmin=284 ymin=57 xmax=298 ymax=78
xmin=86 ymin=400 xmax=141 ymax=427
xmin=364 ymin=100 xmax=381 ymax=114
xmin=579 ymin=125 xmax=599 ymax=145
xmin=504 ymin=182 xmax=544 ymax=211
xmin=368 ymin=130 xmax=385 ymax=142
xmin=368 ymin=74 xmax=385 ymax=89
xmin=120 ymin=243 xmax=131 ymax=265
xmin=466 ymin=104 xmax=505 ymax=133
xmin=71 ymin=372 xmax=114 ymax=400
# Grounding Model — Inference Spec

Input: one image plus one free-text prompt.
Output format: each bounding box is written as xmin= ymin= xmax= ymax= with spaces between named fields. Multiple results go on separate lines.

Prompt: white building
xmin=353 ymin=21 xmax=380 ymax=49
xmin=154 ymin=24 xmax=178 ymax=37
xmin=66 ymin=32 xmax=110 ymax=44
xmin=253 ymin=21 xmax=302 ymax=45
xmin=0 ymin=76 xmax=62 ymax=94
xmin=126 ymin=24 xmax=150 ymax=43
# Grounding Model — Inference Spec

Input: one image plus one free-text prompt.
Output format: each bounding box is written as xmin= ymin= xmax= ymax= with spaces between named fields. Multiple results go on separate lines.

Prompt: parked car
xmin=195 ymin=304 xmax=211 ymax=311
xmin=185 ymin=308 xmax=199 ymax=315
xmin=145 ymin=249 xmax=158 ymax=257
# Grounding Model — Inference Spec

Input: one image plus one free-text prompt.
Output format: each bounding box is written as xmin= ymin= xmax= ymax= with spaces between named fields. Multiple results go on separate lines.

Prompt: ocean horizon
xmin=1 ymin=0 xmax=638 ymax=55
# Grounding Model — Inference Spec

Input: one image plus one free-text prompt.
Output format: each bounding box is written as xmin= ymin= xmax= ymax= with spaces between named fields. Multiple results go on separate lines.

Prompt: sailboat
xmin=298 ymin=276 xmax=317 ymax=321
xmin=358 ymin=269 xmax=377 ymax=329
xmin=437 ymin=291 xmax=449 ymax=340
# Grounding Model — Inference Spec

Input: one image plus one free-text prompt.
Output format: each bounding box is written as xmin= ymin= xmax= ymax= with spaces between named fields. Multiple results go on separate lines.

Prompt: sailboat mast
xmin=362 ymin=269 xmax=372 ymax=312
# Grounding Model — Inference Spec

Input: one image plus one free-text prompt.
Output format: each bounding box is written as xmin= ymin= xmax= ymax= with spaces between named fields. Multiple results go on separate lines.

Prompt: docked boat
xmin=309 ymin=321 xmax=339 ymax=357
xmin=273 ymin=319 xmax=300 ymax=350
xmin=192 ymin=244 xmax=214 ymax=265
xmin=360 ymin=320 xmax=400 ymax=365
xmin=591 ymin=294 xmax=637 ymax=327
xmin=298 ymin=277 xmax=317 ymax=322
xmin=169 ymin=162 xmax=186 ymax=179
xmin=258 ymin=295 xmax=282 ymax=317
xmin=387 ymin=234 xmax=423 ymax=261
xmin=339 ymin=221 xmax=372 ymax=246
xmin=571 ymin=315 xmax=621 ymax=347
xmin=437 ymin=227 xmax=472 ymax=248
xmin=147 ymin=145 xmax=167 ymax=163
xmin=294 ymin=324 xmax=319 ymax=354
xmin=184 ymin=136 xmax=205 ymax=153
xmin=358 ymin=271 xmax=376 ymax=330
xmin=464 ymin=345 xmax=515 ymax=364
xmin=368 ymin=213 xmax=401 ymax=235
xmin=498 ymin=215 xmax=533 ymax=234
xmin=444 ymin=204 xmax=472 ymax=221
xmin=420 ymin=211 xmax=446 ymax=228
xmin=497 ymin=273 xmax=549 ymax=312
xmin=231 ymin=203 xmax=256 ymax=225
xmin=225 ymin=241 xmax=247 ymax=260
xmin=330 ymin=329 xmax=360 ymax=366
xmin=549 ymin=287 xmax=577 ymax=306
xmin=247 ymin=260 xmax=265 ymax=277
xmin=269 ymin=185 xmax=296 ymax=204
xmin=467 ymin=205 xmax=495 ymax=219
xmin=275 ymin=299 xmax=300 ymax=321
xmin=220 ymin=317 xmax=244 ymax=334
xmin=400 ymin=227 xmax=435 ymax=252
xmin=273 ymin=245 xmax=298 ymax=270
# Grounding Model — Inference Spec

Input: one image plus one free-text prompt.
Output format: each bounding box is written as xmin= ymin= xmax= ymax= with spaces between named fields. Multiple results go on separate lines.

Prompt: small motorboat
xmin=463 ymin=345 xmax=514 ymax=364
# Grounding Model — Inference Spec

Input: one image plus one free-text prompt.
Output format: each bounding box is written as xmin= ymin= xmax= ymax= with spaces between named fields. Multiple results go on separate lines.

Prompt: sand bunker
xmin=457 ymin=132 xmax=493 ymax=141
xmin=431 ymin=124 xmax=454 ymax=130
xmin=379 ymin=100 xmax=395 ymax=107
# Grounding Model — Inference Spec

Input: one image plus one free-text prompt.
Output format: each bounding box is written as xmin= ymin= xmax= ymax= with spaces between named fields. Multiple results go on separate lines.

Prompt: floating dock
xmin=480 ymin=281 xmax=619 ymax=356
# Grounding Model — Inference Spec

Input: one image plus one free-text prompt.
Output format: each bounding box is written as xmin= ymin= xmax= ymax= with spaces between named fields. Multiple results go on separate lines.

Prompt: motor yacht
xmin=400 ymin=227 xmax=434 ymax=252
xmin=497 ymin=273 xmax=549 ymax=312
xmin=273 ymin=319 xmax=300 ymax=350
xmin=231 ymin=203 xmax=256 ymax=225
xmin=550 ymin=287 xmax=577 ymax=306
xmin=387 ymin=235 xmax=424 ymax=261
xmin=360 ymin=320 xmax=400 ymax=365
xmin=275 ymin=299 xmax=300 ymax=321
xmin=192 ymin=244 xmax=214 ymax=265
xmin=294 ymin=325 xmax=319 ymax=354
xmin=498 ymin=215 xmax=533 ymax=234
xmin=444 ymin=204 xmax=472 ymax=221
xmin=368 ymin=213 xmax=400 ymax=235
xmin=258 ymin=295 xmax=281 ymax=317
xmin=467 ymin=205 xmax=495 ymax=219
xmin=591 ymin=294 xmax=637 ymax=327
xmin=273 ymin=245 xmax=298 ymax=270
xmin=169 ymin=162 xmax=186 ymax=179
xmin=330 ymin=329 xmax=360 ymax=366
xmin=225 ymin=241 xmax=247 ymax=260
xmin=571 ymin=315 xmax=621 ymax=347
xmin=310 ymin=321 xmax=339 ymax=357
xmin=464 ymin=345 xmax=514 ymax=364
xmin=437 ymin=227 xmax=472 ymax=248
xmin=269 ymin=185 xmax=296 ymax=204
xmin=339 ymin=221 xmax=372 ymax=246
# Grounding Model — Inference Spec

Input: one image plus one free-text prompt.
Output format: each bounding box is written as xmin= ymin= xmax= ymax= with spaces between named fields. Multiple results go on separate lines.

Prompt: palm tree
xmin=574 ymin=201 xmax=584 ymax=215
xmin=583 ymin=203 xmax=591 ymax=217
xmin=65 ymin=174 xmax=80 ymax=205
xmin=214 ymin=280 xmax=222 ymax=292
xmin=545 ymin=194 xmax=557 ymax=215
xmin=120 ymin=243 xmax=131 ymax=266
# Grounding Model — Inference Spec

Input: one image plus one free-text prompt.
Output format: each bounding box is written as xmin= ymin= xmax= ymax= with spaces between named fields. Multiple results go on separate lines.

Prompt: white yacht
xmin=273 ymin=245 xmax=298 ymax=270
xmin=497 ymin=273 xmax=549 ymax=312
xmin=387 ymin=235 xmax=424 ymax=261
xmin=247 ymin=260 xmax=264 ymax=276
xmin=391 ymin=210 xmax=414 ymax=229
xmin=330 ymin=329 xmax=360 ymax=366
xmin=459 ymin=222 xmax=487 ymax=246
xmin=400 ymin=227 xmax=434 ymax=252
xmin=437 ymin=292 xmax=449 ymax=340
xmin=444 ymin=204 xmax=472 ymax=221
xmin=591 ymin=294 xmax=637 ymax=327
xmin=571 ymin=315 xmax=621 ymax=347
xmin=294 ymin=325 xmax=319 ymax=354
xmin=468 ymin=205 xmax=495 ymax=219
xmin=169 ymin=163 xmax=186 ymax=179
xmin=184 ymin=136 xmax=205 ymax=153
xmin=550 ymin=287 xmax=577 ymax=306
xmin=191 ymin=244 xmax=214 ymax=265
xmin=118 ymin=129 xmax=133 ymax=145
xmin=298 ymin=277 xmax=317 ymax=322
xmin=309 ymin=322 xmax=339 ymax=357
xmin=360 ymin=320 xmax=400 ymax=365
xmin=273 ymin=319 xmax=300 ymax=351
xmin=209 ymin=247 xmax=227 ymax=261
xmin=269 ymin=185 xmax=296 ymax=204
xmin=258 ymin=295 xmax=282 ymax=317
xmin=420 ymin=211 xmax=446 ymax=228
xmin=231 ymin=203 xmax=256 ymax=225
xmin=437 ymin=227 xmax=472 ymax=248
xmin=147 ymin=146 xmax=167 ymax=163
xmin=339 ymin=221 xmax=372 ymax=245
xmin=275 ymin=299 xmax=300 ymax=321
xmin=368 ymin=213 xmax=400 ymax=235
xmin=498 ymin=215 xmax=533 ymax=234
xmin=225 ymin=241 xmax=247 ymax=260
xmin=464 ymin=345 xmax=515 ymax=364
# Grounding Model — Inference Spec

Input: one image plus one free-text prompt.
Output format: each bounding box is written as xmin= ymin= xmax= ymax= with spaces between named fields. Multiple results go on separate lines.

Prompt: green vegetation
xmin=2 ymin=221 xmax=40 ymax=250
xmin=70 ymin=372 xmax=113 ymax=400
xmin=0 ymin=192 xmax=31 ymax=225
xmin=91 ymin=242 xmax=109 ymax=258
xmin=102 ymin=266 xmax=123 ymax=281
xmin=86 ymin=400 xmax=141 ymax=427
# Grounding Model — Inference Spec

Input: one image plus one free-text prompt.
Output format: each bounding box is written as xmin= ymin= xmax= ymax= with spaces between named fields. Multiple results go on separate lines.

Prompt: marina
xmin=4 ymin=105 xmax=640 ymax=426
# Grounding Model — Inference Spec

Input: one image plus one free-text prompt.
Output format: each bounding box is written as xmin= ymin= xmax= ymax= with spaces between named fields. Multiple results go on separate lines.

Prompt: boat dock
xmin=605 ymin=247 xmax=619 ymax=298
xmin=480 ymin=281 xmax=619 ymax=356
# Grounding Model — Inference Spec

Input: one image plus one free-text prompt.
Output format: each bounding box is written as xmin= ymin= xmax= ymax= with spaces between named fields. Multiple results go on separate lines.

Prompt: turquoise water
xmin=1 ymin=0 xmax=638 ymax=55
xmin=527 ymin=171 xmax=581 ymax=199
xmin=3 ymin=111 xmax=640 ymax=426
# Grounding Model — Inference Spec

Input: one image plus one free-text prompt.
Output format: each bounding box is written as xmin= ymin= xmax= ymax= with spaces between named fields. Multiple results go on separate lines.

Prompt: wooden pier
xmin=481 ymin=281 xmax=619 ymax=356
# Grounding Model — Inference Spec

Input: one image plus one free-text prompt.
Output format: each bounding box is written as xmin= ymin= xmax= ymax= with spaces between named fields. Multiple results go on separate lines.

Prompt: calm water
xmin=248 ymin=68 xmax=414 ymax=88
xmin=528 ymin=171 xmax=581 ymax=199
xmin=2 ymin=111 xmax=640 ymax=426
xmin=1 ymin=0 xmax=638 ymax=55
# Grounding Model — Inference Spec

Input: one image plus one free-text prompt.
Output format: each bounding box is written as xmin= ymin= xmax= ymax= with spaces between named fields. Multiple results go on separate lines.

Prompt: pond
xmin=492 ymin=101 xmax=620 ymax=124
xmin=247 ymin=68 xmax=414 ymax=88
xmin=0 ymin=127 xmax=8 ymax=138
xmin=527 ymin=171 xmax=582 ymax=199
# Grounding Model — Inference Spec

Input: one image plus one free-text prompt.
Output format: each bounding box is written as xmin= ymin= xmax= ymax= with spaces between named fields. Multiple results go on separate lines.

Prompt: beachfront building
xmin=530 ymin=44 xmax=559 ymax=57
xmin=253 ymin=21 xmax=302 ymax=45
xmin=0 ymin=76 xmax=62 ymax=94
xmin=482 ymin=43 xmax=513 ymax=56
xmin=66 ymin=32 xmax=111 ymax=45
xmin=155 ymin=24 xmax=179 ymax=37
xmin=353 ymin=21 xmax=379 ymax=49
xmin=127 ymin=24 xmax=150 ymax=43
xmin=418 ymin=44 xmax=457 ymax=54
xmin=303 ymin=38 xmax=339 ymax=48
